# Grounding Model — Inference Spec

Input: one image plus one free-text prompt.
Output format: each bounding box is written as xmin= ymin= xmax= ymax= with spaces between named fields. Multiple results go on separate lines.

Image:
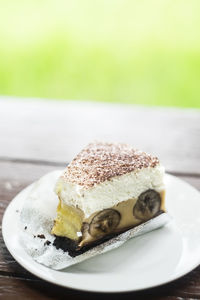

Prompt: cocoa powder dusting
xmin=62 ymin=142 xmax=159 ymax=189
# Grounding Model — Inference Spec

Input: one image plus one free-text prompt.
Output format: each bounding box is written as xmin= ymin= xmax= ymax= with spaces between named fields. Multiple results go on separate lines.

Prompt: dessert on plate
xmin=51 ymin=142 xmax=165 ymax=256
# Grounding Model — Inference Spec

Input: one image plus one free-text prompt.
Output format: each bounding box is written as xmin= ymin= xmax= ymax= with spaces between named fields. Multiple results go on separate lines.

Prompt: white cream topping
xmin=56 ymin=164 xmax=165 ymax=218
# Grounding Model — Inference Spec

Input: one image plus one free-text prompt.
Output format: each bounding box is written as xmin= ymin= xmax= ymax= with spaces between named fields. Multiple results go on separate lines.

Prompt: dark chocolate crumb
xmin=33 ymin=235 xmax=36 ymax=238
xmin=24 ymin=226 xmax=27 ymax=230
xmin=53 ymin=236 xmax=78 ymax=257
xmin=37 ymin=234 xmax=45 ymax=239
xmin=44 ymin=240 xmax=51 ymax=246
xmin=53 ymin=232 xmax=125 ymax=257
xmin=53 ymin=231 xmax=122 ymax=257
xmin=52 ymin=212 xmax=164 ymax=257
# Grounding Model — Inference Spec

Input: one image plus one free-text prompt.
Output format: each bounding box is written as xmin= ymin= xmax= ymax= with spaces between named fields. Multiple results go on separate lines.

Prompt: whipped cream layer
xmin=56 ymin=164 xmax=165 ymax=218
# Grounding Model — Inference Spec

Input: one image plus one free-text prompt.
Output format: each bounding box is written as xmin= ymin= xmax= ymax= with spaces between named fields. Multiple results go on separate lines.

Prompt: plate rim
xmin=2 ymin=173 xmax=200 ymax=293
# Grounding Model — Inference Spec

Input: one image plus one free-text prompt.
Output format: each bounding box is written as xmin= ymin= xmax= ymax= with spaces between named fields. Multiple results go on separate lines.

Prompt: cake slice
xmin=52 ymin=142 xmax=165 ymax=255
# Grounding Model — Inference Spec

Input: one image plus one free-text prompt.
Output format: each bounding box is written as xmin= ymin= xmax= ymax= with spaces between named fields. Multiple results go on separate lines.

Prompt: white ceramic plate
xmin=2 ymin=174 xmax=200 ymax=293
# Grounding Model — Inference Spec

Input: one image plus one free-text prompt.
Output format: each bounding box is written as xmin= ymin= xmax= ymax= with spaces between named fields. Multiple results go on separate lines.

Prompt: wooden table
xmin=0 ymin=97 xmax=200 ymax=299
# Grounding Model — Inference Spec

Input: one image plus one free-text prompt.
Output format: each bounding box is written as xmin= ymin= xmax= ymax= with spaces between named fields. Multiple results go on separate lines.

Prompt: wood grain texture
xmin=0 ymin=160 xmax=200 ymax=299
xmin=0 ymin=98 xmax=200 ymax=299
xmin=0 ymin=269 xmax=200 ymax=300
xmin=0 ymin=97 xmax=200 ymax=174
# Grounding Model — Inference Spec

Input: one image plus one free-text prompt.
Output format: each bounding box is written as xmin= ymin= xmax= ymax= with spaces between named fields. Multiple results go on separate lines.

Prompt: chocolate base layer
xmin=53 ymin=210 xmax=164 ymax=257
xmin=53 ymin=231 xmax=119 ymax=257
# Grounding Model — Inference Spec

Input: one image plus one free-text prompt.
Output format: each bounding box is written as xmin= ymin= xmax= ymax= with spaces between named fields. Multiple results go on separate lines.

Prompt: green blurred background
xmin=0 ymin=0 xmax=200 ymax=107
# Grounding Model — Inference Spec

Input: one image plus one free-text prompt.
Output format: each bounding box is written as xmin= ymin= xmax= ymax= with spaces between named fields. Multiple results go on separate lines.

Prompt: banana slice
xmin=89 ymin=209 xmax=121 ymax=238
xmin=133 ymin=189 xmax=161 ymax=221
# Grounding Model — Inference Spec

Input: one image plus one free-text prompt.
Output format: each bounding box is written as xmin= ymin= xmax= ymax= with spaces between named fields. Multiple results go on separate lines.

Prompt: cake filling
xmin=52 ymin=189 xmax=165 ymax=249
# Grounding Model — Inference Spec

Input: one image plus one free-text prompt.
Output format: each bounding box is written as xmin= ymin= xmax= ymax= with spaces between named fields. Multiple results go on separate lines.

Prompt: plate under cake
xmin=52 ymin=142 xmax=166 ymax=256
